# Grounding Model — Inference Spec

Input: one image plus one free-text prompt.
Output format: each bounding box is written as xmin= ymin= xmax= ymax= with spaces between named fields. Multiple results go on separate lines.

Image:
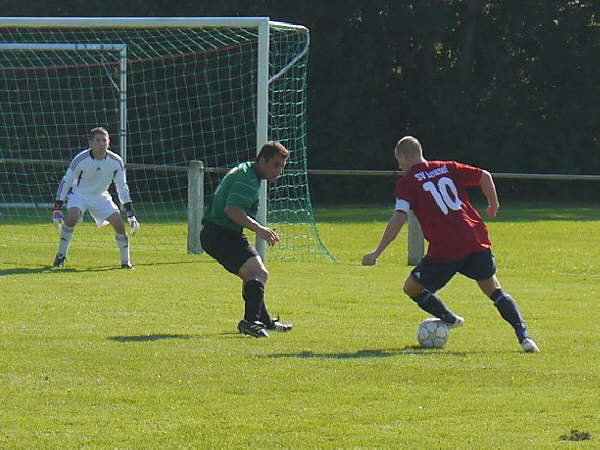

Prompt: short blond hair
xmin=394 ymin=136 xmax=422 ymax=159
xmin=89 ymin=127 xmax=109 ymax=140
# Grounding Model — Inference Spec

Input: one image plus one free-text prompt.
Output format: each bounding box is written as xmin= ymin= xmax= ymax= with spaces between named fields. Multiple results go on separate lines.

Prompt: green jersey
xmin=202 ymin=161 xmax=260 ymax=232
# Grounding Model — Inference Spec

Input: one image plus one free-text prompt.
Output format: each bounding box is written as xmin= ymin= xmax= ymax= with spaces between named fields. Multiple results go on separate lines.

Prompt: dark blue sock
xmin=411 ymin=290 xmax=456 ymax=324
xmin=490 ymin=289 xmax=529 ymax=342
xmin=514 ymin=323 xmax=530 ymax=343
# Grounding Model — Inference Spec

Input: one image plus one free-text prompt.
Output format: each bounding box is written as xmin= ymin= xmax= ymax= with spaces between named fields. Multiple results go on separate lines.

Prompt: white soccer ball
xmin=417 ymin=318 xmax=449 ymax=349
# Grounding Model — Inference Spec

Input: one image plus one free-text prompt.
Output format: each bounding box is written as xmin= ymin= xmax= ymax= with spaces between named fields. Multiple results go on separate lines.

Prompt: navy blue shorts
xmin=410 ymin=249 xmax=496 ymax=293
xmin=200 ymin=222 xmax=259 ymax=275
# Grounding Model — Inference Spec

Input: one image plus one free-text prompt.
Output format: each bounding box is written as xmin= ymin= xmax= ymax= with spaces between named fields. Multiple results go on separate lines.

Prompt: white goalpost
xmin=0 ymin=17 xmax=334 ymax=263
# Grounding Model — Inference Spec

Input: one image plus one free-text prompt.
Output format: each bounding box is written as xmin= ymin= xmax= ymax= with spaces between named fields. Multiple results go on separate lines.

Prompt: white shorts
xmin=67 ymin=192 xmax=119 ymax=227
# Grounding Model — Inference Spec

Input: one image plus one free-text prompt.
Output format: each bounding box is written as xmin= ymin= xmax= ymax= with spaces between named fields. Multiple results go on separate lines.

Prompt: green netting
xmin=0 ymin=20 xmax=333 ymax=262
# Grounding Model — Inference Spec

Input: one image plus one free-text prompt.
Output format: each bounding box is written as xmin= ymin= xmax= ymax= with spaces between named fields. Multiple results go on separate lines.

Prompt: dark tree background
xmin=3 ymin=0 xmax=600 ymax=202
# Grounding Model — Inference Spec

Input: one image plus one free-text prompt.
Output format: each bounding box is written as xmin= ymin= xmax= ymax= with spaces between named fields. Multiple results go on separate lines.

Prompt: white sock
xmin=57 ymin=225 xmax=74 ymax=257
xmin=115 ymin=233 xmax=130 ymax=265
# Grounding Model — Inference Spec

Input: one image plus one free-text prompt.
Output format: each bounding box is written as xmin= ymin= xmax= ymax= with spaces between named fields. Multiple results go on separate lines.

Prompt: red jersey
xmin=394 ymin=161 xmax=491 ymax=263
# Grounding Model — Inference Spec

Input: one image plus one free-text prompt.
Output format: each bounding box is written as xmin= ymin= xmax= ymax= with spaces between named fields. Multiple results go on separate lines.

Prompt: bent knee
xmin=239 ymin=257 xmax=269 ymax=283
xmin=65 ymin=213 xmax=81 ymax=227
xmin=256 ymin=267 xmax=269 ymax=283
xmin=403 ymin=276 xmax=424 ymax=298
xmin=245 ymin=270 xmax=268 ymax=284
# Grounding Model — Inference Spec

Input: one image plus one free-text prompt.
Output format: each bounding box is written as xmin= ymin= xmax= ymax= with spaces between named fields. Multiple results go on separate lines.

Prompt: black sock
xmin=410 ymin=290 xmax=456 ymax=324
xmin=259 ymin=302 xmax=273 ymax=328
xmin=242 ymin=280 xmax=264 ymax=323
xmin=490 ymin=289 xmax=529 ymax=342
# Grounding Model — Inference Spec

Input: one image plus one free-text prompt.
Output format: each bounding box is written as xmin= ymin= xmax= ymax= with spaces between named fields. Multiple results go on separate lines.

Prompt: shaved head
xmin=395 ymin=136 xmax=423 ymax=159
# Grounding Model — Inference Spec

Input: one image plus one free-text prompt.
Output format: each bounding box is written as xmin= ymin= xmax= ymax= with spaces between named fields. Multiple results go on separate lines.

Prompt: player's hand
xmin=127 ymin=215 xmax=140 ymax=236
xmin=52 ymin=209 xmax=64 ymax=231
xmin=487 ymin=204 xmax=499 ymax=218
xmin=257 ymin=226 xmax=279 ymax=246
xmin=361 ymin=252 xmax=378 ymax=266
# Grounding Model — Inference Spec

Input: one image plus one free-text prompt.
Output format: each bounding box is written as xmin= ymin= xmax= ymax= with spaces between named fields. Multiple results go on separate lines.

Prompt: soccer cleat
xmin=266 ymin=316 xmax=293 ymax=332
xmin=521 ymin=338 xmax=540 ymax=353
xmin=237 ymin=319 xmax=269 ymax=338
xmin=444 ymin=314 xmax=464 ymax=329
xmin=53 ymin=254 xmax=66 ymax=268
xmin=121 ymin=263 xmax=135 ymax=270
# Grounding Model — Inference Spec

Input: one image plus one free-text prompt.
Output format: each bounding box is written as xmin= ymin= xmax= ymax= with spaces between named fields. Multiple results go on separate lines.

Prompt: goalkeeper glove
xmin=124 ymin=203 xmax=140 ymax=236
xmin=52 ymin=201 xmax=64 ymax=231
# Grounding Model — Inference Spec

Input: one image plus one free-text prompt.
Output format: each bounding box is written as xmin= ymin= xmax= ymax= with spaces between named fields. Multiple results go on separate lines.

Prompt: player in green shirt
xmin=201 ymin=141 xmax=292 ymax=338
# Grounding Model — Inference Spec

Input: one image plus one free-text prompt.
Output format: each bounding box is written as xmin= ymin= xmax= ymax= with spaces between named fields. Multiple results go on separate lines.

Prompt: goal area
xmin=0 ymin=17 xmax=334 ymax=263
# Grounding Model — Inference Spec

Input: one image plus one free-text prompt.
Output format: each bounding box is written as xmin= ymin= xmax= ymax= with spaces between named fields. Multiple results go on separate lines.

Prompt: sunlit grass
xmin=1 ymin=202 xmax=598 ymax=447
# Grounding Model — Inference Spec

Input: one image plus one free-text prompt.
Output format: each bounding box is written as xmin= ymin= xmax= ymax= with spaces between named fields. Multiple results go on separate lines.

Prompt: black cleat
xmin=265 ymin=316 xmax=293 ymax=332
xmin=53 ymin=254 xmax=66 ymax=268
xmin=121 ymin=263 xmax=135 ymax=270
xmin=237 ymin=320 xmax=269 ymax=338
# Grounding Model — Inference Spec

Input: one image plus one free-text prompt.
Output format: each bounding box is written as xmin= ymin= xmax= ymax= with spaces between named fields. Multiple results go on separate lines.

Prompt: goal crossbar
xmin=0 ymin=17 xmax=308 ymax=30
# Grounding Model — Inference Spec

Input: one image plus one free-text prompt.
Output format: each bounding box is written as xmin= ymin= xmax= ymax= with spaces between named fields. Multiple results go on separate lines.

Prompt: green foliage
xmin=1 ymin=2 xmax=599 ymax=201
xmin=1 ymin=202 xmax=599 ymax=447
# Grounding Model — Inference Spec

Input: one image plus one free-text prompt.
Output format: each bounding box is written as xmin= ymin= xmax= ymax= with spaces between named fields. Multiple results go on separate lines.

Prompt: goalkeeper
xmin=201 ymin=141 xmax=292 ymax=338
xmin=52 ymin=127 xmax=140 ymax=269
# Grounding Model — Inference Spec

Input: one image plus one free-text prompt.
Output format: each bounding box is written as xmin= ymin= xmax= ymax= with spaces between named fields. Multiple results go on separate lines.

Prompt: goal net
xmin=0 ymin=17 xmax=334 ymax=264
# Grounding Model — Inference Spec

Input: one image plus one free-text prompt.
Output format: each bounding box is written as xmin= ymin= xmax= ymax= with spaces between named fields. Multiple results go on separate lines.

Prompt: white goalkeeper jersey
xmin=55 ymin=148 xmax=132 ymax=205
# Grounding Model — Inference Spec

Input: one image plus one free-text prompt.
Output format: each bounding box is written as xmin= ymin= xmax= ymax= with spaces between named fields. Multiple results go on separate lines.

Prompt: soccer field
xmin=1 ymin=202 xmax=598 ymax=447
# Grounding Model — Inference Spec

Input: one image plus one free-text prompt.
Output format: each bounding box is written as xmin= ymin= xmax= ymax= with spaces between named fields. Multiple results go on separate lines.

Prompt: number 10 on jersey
xmin=422 ymin=177 xmax=463 ymax=215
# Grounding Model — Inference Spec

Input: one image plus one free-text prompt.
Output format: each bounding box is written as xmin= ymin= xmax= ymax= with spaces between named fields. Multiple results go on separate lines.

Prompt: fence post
xmin=407 ymin=211 xmax=424 ymax=265
xmin=187 ymin=160 xmax=204 ymax=254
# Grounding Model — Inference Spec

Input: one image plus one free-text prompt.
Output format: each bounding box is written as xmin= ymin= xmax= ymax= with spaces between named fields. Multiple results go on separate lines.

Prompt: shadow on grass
xmin=108 ymin=334 xmax=195 ymax=342
xmin=107 ymin=332 xmax=239 ymax=342
xmin=0 ymin=266 xmax=77 ymax=276
xmin=0 ymin=260 xmax=199 ymax=276
xmin=268 ymin=345 xmax=467 ymax=359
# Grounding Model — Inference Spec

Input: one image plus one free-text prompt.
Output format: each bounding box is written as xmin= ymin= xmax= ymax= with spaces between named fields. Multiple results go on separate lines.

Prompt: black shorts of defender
xmin=200 ymin=222 xmax=259 ymax=275
xmin=410 ymin=248 xmax=496 ymax=293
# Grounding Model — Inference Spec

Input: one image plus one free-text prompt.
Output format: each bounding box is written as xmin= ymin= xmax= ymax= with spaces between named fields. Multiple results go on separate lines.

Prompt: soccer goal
xmin=0 ymin=17 xmax=334 ymax=263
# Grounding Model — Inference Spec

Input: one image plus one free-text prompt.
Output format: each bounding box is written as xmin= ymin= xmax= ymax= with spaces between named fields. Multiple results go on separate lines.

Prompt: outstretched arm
xmin=225 ymin=204 xmax=279 ymax=246
xmin=479 ymin=170 xmax=500 ymax=217
xmin=361 ymin=210 xmax=408 ymax=265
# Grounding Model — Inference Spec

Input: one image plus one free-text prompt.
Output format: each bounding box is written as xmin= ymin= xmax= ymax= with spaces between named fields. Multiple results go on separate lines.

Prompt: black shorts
xmin=200 ymin=222 xmax=259 ymax=274
xmin=410 ymin=248 xmax=496 ymax=293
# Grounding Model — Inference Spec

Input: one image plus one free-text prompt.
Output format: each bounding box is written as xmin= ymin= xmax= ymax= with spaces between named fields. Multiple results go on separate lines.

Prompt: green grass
xmin=1 ymin=202 xmax=599 ymax=448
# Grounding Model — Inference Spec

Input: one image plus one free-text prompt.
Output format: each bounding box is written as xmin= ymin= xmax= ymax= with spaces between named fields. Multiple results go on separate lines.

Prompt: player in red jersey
xmin=362 ymin=136 xmax=539 ymax=353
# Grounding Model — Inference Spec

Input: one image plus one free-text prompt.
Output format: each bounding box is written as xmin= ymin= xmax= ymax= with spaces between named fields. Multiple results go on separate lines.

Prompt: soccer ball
xmin=417 ymin=318 xmax=449 ymax=349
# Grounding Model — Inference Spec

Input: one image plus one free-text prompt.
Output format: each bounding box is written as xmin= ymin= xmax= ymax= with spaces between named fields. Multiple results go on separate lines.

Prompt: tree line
xmin=4 ymin=0 xmax=600 ymax=201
